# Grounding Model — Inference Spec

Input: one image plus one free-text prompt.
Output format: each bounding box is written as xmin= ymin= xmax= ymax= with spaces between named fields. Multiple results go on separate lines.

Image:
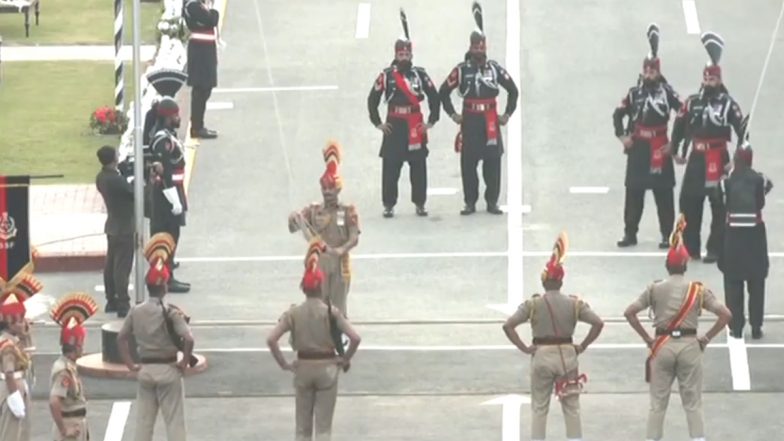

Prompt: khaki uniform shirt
xmin=630 ymin=274 xmax=722 ymax=329
xmin=511 ymin=290 xmax=603 ymax=337
xmin=119 ymin=298 xmax=190 ymax=359
xmin=300 ymin=203 xmax=360 ymax=273
xmin=49 ymin=356 xmax=86 ymax=412
xmin=282 ymin=298 xmax=348 ymax=353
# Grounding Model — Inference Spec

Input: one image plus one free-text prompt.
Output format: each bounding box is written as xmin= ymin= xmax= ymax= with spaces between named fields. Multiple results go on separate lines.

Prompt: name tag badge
xmin=337 ymin=211 xmax=345 ymax=226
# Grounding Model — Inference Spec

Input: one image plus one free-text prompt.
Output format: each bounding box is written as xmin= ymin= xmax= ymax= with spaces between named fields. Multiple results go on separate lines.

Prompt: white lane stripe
xmin=427 ymin=187 xmax=459 ymax=196
xmin=176 ymin=250 xmax=784 ymax=262
xmin=95 ymin=284 xmax=134 ymax=292
xmin=682 ymin=0 xmax=701 ymax=34
xmin=212 ymin=85 xmax=339 ymax=93
xmin=569 ymin=186 xmax=610 ymax=194
xmin=727 ymin=330 xmax=752 ymax=391
xmin=103 ymin=401 xmax=132 ymax=441
xmin=206 ymin=101 xmax=234 ymax=110
xmin=506 ymin=0 xmax=524 ymax=311
xmin=500 ymin=204 xmax=531 ymax=214
xmin=355 ymin=3 xmax=371 ymax=39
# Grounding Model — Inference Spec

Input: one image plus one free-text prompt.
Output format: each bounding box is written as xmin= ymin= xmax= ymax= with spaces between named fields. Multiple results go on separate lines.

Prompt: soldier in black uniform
xmin=440 ymin=2 xmax=518 ymax=215
xmin=367 ymin=9 xmax=440 ymax=218
xmin=613 ymin=24 xmax=682 ymax=249
xmin=671 ymin=32 xmax=745 ymax=263
xmin=183 ymin=0 xmax=219 ymax=139
xmin=718 ymin=133 xmax=773 ymax=339
xmin=149 ymin=97 xmax=191 ymax=293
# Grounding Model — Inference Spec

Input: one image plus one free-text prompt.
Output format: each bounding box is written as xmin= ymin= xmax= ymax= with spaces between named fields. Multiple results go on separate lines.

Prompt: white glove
xmin=6 ymin=390 xmax=25 ymax=419
xmin=162 ymin=187 xmax=183 ymax=215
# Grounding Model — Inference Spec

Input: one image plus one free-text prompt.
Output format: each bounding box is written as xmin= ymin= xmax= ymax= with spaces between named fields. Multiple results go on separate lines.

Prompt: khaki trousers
xmin=293 ymin=362 xmax=339 ymax=441
xmin=319 ymin=256 xmax=350 ymax=316
xmin=51 ymin=417 xmax=88 ymax=441
xmin=0 ymin=379 xmax=31 ymax=441
xmin=530 ymin=345 xmax=582 ymax=440
xmin=134 ymin=364 xmax=187 ymax=441
xmin=646 ymin=338 xmax=704 ymax=440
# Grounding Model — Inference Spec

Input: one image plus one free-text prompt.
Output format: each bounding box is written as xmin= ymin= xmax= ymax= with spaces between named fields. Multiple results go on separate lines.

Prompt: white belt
xmin=0 ymin=371 xmax=25 ymax=380
xmin=728 ymin=222 xmax=757 ymax=228
xmin=172 ymin=174 xmax=185 ymax=183
xmin=190 ymin=32 xmax=216 ymax=41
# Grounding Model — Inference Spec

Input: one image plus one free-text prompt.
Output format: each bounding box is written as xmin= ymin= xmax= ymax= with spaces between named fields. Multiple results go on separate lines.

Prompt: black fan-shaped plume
xmin=647 ymin=23 xmax=660 ymax=58
xmin=399 ymin=8 xmax=410 ymax=41
xmin=701 ymin=31 xmax=724 ymax=65
xmin=472 ymin=1 xmax=483 ymax=33
xmin=146 ymin=68 xmax=188 ymax=97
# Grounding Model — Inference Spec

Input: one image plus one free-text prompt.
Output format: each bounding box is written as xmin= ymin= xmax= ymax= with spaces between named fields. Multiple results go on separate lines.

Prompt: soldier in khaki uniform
xmin=289 ymin=141 xmax=361 ymax=316
xmin=267 ymin=239 xmax=362 ymax=441
xmin=502 ymin=232 xmax=604 ymax=441
xmin=117 ymin=233 xmax=195 ymax=441
xmin=49 ymin=293 xmax=99 ymax=441
xmin=0 ymin=274 xmax=43 ymax=441
xmin=624 ymin=215 xmax=731 ymax=441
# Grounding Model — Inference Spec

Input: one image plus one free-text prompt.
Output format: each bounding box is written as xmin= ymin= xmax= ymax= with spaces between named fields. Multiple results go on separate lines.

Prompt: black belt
xmin=140 ymin=356 xmax=178 ymax=364
xmin=532 ymin=337 xmax=573 ymax=345
xmin=655 ymin=328 xmax=697 ymax=338
xmin=62 ymin=408 xmax=86 ymax=418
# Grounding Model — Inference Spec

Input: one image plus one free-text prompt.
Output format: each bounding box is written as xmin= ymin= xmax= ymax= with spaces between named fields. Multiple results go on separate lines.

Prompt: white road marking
xmin=500 ymin=204 xmax=531 ymax=214
xmin=94 ymin=284 xmax=134 ymax=292
xmin=177 ymin=250 xmax=784 ymax=263
xmin=482 ymin=395 xmax=530 ymax=441
xmin=212 ymin=85 xmax=339 ymax=93
xmin=505 ymin=0 xmax=524 ymax=317
xmin=681 ymin=0 xmax=701 ymax=35
xmin=727 ymin=330 xmax=752 ymax=391
xmin=569 ymin=186 xmax=610 ymax=194
xmin=746 ymin=0 xmax=784 ymax=134
xmin=206 ymin=101 xmax=234 ymax=110
xmin=355 ymin=3 xmax=371 ymax=39
xmin=427 ymin=187 xmax=459 ymax=196
xmin=103 ymin=401 xmax=132 ymax=441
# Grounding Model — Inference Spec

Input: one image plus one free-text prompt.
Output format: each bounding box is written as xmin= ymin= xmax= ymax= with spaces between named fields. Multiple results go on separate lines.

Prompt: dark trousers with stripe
xmin=191 ymin=85 xmax=213 ymax=131
xmin=461 ymin=153 xmax=501 ymax=207
xmin=623 ymin=187 xmax=674 ymax=238
xmin=679 ymin=189 xmax=725 ymax=257
xmin=724 ymin=275 xmax=765 ymax=334
xmin=382 ymin=157 xmax=427 ymax=208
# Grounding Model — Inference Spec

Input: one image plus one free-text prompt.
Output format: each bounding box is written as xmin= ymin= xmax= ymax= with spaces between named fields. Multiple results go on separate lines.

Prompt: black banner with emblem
xmin=0 ymin=176 xmax=32 ymax=284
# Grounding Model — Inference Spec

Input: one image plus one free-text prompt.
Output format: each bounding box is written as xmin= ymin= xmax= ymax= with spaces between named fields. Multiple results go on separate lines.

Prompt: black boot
xmin=486 ymin=204 xmax=503 ymax=215
xmin=752 ymin=327 xmax=763 ymax=339
xmin=191 ymin=127 xmax=218 ymax=139
xmin=658 ymin=235 xmax=670 ymax=249
xmin=415 ymin=205 xmax=428 ymax=216
xmin=116 ymin=302 xmax=130 ymax=318
xmin=616 ymin=235 xmax=637 ymax=247
xmin=383 ymin=206 xmax=394 ymax=218
xmin=460 ymin=204 xmax=476 ymax=215
xmin=702 ymin=252 xmax=718 ymax=264
xmin=167 ymin=279 xmax=191 ymax=293
xmin=104 ymin=299 xmax=117 ymax=313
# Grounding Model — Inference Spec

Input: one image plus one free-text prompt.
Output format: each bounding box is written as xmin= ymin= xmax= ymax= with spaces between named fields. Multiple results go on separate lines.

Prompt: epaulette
xmin=569 ymin=294 xmax=586 ymax=321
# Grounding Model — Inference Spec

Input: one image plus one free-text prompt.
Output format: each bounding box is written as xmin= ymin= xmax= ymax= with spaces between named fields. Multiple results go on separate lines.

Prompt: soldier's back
xmin=646 ymin=275 xmax=702 ymax=330
xmin=126 ymin=300 xmax=180 ymax=360
xmin=286 ymin=299 xmax=335 ymax=353
xmin=530 ymin=292 xmax=580 ymax=338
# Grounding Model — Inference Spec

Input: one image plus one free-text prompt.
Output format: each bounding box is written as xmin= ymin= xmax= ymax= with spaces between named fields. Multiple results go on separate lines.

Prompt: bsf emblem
xmin=0 ymin=212 xmax=17 ymax=241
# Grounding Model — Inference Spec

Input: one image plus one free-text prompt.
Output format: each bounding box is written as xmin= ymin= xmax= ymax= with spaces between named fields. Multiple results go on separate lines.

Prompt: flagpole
xmin=131 ymin=0 xmax=146 ymax=305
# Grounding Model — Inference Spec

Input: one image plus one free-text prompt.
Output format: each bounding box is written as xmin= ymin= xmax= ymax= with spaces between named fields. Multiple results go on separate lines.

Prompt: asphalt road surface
xmin=26 ymin=0 xmax=784 ymax=439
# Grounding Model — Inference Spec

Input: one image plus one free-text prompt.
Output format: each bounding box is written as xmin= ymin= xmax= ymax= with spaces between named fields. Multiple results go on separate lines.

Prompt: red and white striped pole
xmin=114 ymin=0 xmax=124 ymax=110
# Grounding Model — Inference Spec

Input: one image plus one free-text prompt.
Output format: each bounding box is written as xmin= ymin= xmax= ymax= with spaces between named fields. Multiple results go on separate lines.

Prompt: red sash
xmin=693 ymin=138 xmax=727 ymax=186
xmin=634 ymin=124 xmax=669 ymax=173
xmin=464 ymin=98 xmax=498 ymax=146
xmin=391 ymin=70 xmax=426 ymax=150
xmin=645 ymin=282 xmax=702 ymax=382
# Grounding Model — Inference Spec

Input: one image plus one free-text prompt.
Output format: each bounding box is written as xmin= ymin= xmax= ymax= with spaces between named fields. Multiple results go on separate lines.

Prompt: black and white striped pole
xmin=114 ymin=0 xmax=124 ymax=110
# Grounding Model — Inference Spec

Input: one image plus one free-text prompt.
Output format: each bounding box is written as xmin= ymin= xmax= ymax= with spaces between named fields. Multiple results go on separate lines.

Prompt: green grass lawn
xmin=0 ymin=0 xmax=161 ymax=45
xmin=0 ymin=61 xmax=141 ymax=183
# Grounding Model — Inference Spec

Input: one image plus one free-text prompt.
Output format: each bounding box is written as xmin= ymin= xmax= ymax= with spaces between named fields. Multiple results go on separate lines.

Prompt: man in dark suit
xmin=95 ymin=146 xmax=135 ymax=317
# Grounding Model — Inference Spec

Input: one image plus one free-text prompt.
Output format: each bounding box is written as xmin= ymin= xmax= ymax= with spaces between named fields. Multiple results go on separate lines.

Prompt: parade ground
xmin=22 ymin=0 xmax=784 ymax=439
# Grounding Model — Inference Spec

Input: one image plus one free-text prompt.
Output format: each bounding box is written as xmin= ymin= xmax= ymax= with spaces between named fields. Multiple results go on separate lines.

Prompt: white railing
xmin=117 ymin=0 xmax=187 ymax=162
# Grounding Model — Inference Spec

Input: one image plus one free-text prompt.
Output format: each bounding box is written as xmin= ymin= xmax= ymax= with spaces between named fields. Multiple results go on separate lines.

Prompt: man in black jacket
xmin=95 ymin=145 xmax=135 ymax=317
